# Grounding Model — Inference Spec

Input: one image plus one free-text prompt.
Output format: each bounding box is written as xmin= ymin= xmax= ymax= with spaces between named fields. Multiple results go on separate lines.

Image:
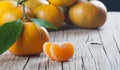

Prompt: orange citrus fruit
xmin=33 ymin=4 xmax=64 ymax=28
xmin=90 ymin=1 xmax=107 ymax=12
xmin=0 ymin=1 xmax=17 ymax=15
xmin=43 ymin=42 xmax=74 ymax=61
xmin=9 ymin=22 xmax=50 ymax=56
xmin=48 ymin=0 xmax=77 ymax=7
xmin=0 ymin=6 xmax=33 ymax=25
xmin=25 ymin=0 xmax=49 ymax=11
xmin=69 ymin=1 xmax=107 ymax=28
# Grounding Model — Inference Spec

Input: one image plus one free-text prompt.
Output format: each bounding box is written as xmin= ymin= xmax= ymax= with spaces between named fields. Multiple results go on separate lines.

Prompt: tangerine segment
xmin=43 ymin=42 xmax=55 ymax=60
xmin=50 ymin=42 xmax=74 ymax=61
xmin=43 ymin=42 xmax=74 ymax=61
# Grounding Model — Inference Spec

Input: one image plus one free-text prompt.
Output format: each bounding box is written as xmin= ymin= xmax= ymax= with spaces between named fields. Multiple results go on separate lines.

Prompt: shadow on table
xmin=49 ymin=24 xmax=102 ymax=32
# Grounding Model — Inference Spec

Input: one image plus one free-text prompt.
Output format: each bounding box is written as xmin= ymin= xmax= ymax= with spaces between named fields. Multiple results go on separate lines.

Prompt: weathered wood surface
xmin=0 ymin=12 xmax=120 ymax=70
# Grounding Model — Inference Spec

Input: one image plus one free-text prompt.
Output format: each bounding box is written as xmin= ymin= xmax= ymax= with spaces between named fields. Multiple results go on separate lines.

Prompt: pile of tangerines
xmin=0 ymin=0 xmax=107 ymax=61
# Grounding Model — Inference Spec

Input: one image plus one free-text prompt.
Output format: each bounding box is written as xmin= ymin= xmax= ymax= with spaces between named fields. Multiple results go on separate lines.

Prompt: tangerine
xmin=0 ymin=6 xmax=33 ymax=25
xmin=48 ymin=0 xmax=77 ymax=7
xmin=25 ymin=0 xmax=49 ymax=11
xmin=69 ymin=1 xmax=107 ymax=28
xmin=9 ymin=22 xmax=50 ymax=56
xmin=33 ymin=4 xmax=64 ymax=29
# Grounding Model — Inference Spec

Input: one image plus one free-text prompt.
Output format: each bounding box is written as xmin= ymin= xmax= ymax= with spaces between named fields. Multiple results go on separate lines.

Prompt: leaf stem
xmin=17 ymin=0 xmax=20 ymax=6
xmin=17 ymin=0 xmax=28 ymax=22
xmin=22 ymin=2 xmax=27 ymax=22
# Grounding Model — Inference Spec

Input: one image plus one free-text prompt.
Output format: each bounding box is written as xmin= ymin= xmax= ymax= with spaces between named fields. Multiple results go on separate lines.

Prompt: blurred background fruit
xmin=0 ymin=0 xmax=108 ymax=29
xmin=9 ymin=22 xmax=50 ymax=56
xmin=69 ymin=1 xmax=107 ymax=28
xmin=48 ymin=0 xmax=77 ymax=7
xmin=33 ymin=4 xmax=64 ymax=29
xmin=0 ymin=0 xmax=17 ymax=15
xmin=25 ymin=0 xmax=49 ymax=11
xmin=0 ymin=5 xmax=33 ymax=25
xmin=90 ymin=0 xmax=107 ymax=12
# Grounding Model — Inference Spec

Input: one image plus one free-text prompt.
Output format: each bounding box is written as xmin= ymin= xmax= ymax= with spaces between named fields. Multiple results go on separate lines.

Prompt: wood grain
xmin=0 ymin=12 xmax=120 ymax=70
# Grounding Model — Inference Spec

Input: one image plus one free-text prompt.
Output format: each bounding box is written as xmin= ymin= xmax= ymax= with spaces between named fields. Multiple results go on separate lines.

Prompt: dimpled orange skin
xmin=0 ymin=1 xmax=17 ymax=14
xmin=48 ymin=0 xmax=77 ymax=7
xmin=69 ymin=1 xmax=107 ymax=28
xmin=43 ymin=42 xmax=74 ymax=61
xmin=0 ymin=6 xmax=33 ymax=25
xmin=25 ymin=0 xmax=49 ymax=11
xmin=33 ymin=4 xmax=64 ymax=28
xmin=9 ymin=22 xmax=50 ymax=56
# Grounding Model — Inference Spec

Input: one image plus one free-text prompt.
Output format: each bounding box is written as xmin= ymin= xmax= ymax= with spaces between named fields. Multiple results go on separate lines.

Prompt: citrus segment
xmin=43 ymin=42 xmax=74 ymax=61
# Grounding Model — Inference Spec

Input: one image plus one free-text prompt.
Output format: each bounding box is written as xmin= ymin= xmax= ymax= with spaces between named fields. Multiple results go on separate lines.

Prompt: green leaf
xmin=0 ymin=20 xmax=23 ymax=55
xmin=30 ymin=18 xmax=58 ymax=30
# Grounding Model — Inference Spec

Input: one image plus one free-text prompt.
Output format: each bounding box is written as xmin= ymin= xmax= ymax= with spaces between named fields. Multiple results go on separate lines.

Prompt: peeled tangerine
xmin=43 ymin=42 xmax=74 ymax=61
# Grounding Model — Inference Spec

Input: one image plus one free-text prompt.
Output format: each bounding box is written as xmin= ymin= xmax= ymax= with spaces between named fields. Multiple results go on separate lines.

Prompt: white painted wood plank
xmin=87 ymin=44 xmax=111 ymax=70
xmin=0 ymin=51 xmax=28 ymax=70
xmin=62 ymin=29 xmax=83 ymax=70
xmin=86 ymin=30 xmax=102 ymax=44
xmin=78 ymin=29 xmax=111 ymax=70
xmin=109 ymin=12 xmax=120 ymax=51
xmin=62 ymin=29 xmax=103 ymax=70
xmin=98 ymin=12 xmax=120 ymax=70
xmin=85 ymin=29 xmax=111 ymax=70
xmin=23 ymin=53 xmax=48 ymax=70
xmin=105 ymin=12 xmax=120 ymax=70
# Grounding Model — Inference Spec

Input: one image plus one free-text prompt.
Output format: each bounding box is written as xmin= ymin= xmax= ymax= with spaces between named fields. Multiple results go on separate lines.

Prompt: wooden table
xmin=0 ymin=12 xmax=120 ymax=70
